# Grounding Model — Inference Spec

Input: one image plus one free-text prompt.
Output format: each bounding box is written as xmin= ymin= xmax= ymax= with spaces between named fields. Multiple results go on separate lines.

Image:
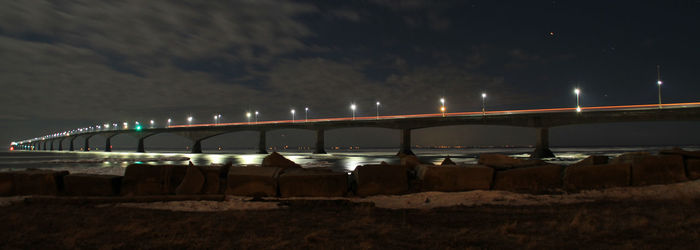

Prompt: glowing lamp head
xmin=255 ymin=111 xmax=259 ymax=115
xmin=440 ymin=106 xmax=446 ymax=112
xmin=657 ymin=80 xmax=663 ymax=85
xmin=350 ymin=104 xmax=356 ymax=110
xmin=291 ymin=109 xmax=295 ymax=114
xmin=167 ymin=118 xmax=171 ymax=123
xmin=246 ymin=112 xmax=251 ymax=118
xmin=574 ymin=88 xmax=580 ymax=95
xmin=187 ymin=116 xmax=193 ymax=122
xmin=135 ymin=125 xmax=143 ymax=131
xmin=440 ymin=98 xmax=445 ymax=104
xmin=376 ymin=101 xmax=380 ymax=106
xmin=576 ymin=106 xmax=582 ymax=112
xmin=305 ymin=107 xmax=308 ymax=111
xmin=150 ymin=120 xmax=154 ymax=124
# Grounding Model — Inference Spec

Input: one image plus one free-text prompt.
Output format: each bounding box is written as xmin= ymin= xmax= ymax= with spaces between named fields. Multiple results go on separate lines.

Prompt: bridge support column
xmin=398 ymin=129 xmax=415 ymax=155
xmin=532 ymin=127 xmax=555 ymax=158
xmin=69 ymin=137 xmax=75 ymax=151
xmin=58 ymin=139 xmax=63 ymax=151
xmin=314 ymin=129 xmax=326 ymax=154
xmin=84 ymin=137 xmax=91 ymax=151
xmin=257 ymin=131 xmax=268 ymax=154
xmin=191 ymin=140 xmax=202 ymax=154
xmin=50 ymin=140 xmax=54 ymax=151
xmin=137 ymin=138 xmax=146 ymax=153
xmin=105 ymin=137 xmax=112 ymax=152
xmin=43 ymin=141 xmax=48 ymax=151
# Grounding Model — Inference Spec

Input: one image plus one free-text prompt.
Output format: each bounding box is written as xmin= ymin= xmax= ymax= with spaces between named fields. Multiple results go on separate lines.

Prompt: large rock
xmin=626 ymin=155 xmax=687 ymax=186
xmin=121 ymin=164 xmax=187 ymax=196
xmin=13 ymin=169 xmax=69 ymax=195
xmin=64 ymin=174 xmax=122 ymax=196
xmin=417 ymin=164 xmax=493 ymax=192
xmin=175 ymin=163 xmax=206 ymax=195
xmin=226 ymin=167 xmax=282 ymax=197
xmin=659 ymin=148 xmax=700 ymax=159
xmin=493 ymin=165 xmax=563 ymax=193
xmin=687 ymin=159 xmax=700 ymax=180
xmin=440 ymin=157 xmax=456 ymax=165
xmin=0 ymin=172 xmax=14 ymax=196
xmin=352 ymin=165 xmax=409 ymax=196
xmin=400 ymin=155 xmax=423 ymax=169
xmin=199 ymin=164 xmax=230 ymax=194
xmin=478 ymin=153 xmax=545 ymax=170
xmin=563 ymin=164 xmax=630 ymax=191
xmin=570 ymin=155 xmax=609 ymax=167
xmin=262 ymin=152 xmax=301 ymax=169
xmin=278 ymin=169 xmax=348 ymax=197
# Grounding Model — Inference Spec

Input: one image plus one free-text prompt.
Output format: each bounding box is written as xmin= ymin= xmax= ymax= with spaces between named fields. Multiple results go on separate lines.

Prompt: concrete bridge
xmin=11 ymin=102 xmax=700 ymax=158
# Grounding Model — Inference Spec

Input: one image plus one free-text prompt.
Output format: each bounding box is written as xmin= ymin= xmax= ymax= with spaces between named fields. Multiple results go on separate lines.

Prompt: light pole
xmin=657 ymin=65 xmax=663 ymax=109
xmin=150 ymin=120 xmax=154 ymax=128
xmin=376 ymin=101 xmax=380 ymax=119
xmin=291 ymin=109 xmax=295 ymax=123
xmin=350 ymin=104 xmax=356 ymax=120
xmin=214 ymin=115 xmax=218 ymax=124
xmin=246 ymin=112 xmax=251 ymax=124
xmin=255 ymin=111 xmax=259 ymax=123
xmin=167 ymin=118 xmax=171 ymax=127
xmin=187 ymin=116 xmax=193 ymax=125
xmin=305 ymin=107 xmax=309 ymax=122
xmin=440 ymin=98 xmax=446 ymax=117
xmin=574 ymin=88 xmax=581 ymax=112
xmin=481 ymin=93 xmax=487 ymax=115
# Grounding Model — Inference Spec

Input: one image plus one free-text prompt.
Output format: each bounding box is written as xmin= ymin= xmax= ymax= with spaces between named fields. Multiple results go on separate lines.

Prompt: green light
xmin=135 ymin=125 xmax=142 ymax=131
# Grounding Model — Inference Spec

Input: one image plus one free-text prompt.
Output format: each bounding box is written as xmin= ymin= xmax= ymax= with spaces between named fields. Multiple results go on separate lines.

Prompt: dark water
xmin=2 ymin=146 xmax=698 ymax=174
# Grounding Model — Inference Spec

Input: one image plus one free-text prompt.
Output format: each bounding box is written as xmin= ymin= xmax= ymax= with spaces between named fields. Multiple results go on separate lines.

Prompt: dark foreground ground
xmin=1 ymin=199 xmax=699 ymax=249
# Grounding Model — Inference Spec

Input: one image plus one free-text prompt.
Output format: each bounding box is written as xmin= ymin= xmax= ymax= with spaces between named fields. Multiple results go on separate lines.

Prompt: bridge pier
xmin=257 ymin=131 xmax=268 ymax=154
xmin=58 ymin=138 xmax=64 ymax=151
xmin=50 ymin=140 xmax=54 ymax=151
xmin=314 ymin=129 xmax=326 ymax=154
xmin=69 ymin=137 xmax=76 ymax=151
xmin=43 ymin=141 xmax=48 ymax=151
xmin=137 ymin=138 xmax=146 ymax=153
xmin=84 ymin=137 xmax=90 ymax=151
xmin=191 ymin=140 xmax=202 ymax=154
xmin=105 ymin=137 xmax=112 ymax=152
xmin=398 ymin=129 xmax=415 ymax=155
xmin=531 ymin=127 xmax=555 ymax=158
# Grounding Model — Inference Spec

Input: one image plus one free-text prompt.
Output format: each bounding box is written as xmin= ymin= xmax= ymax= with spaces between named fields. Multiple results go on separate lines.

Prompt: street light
xmin=657 ymin=65 xmax=663 ymax=108
xmin=214 ymin=115 xmax=218 ymax=124
xmin=350 ymin=104 xmax=356 ymax=120
xmin=376 ymin=101 xmax=380 ymax=119
xmin=291 ymin=109 xmax=295 ymax=122
xmin=150 ymin=120 xmax=154 ymax=128
xmin=481 ymin=93 xmax=487 ymax=115
xmin=255 ymin=111 xmax=259 ymax=123
xmin=246 ymin=112 xmax=251 ymax=124
xmin=305 ymin=107 xmax=309 ymax=122
xmin=187 ymin=116 xmax=193 ymax=125
xmin=574 ymin=88 xmax=581 ymax=112
xmin=123 ymin=122 xmax=128 ymax=129
xmin=167 ymin=118 xmax=171 ymax=127
xmin=440 ymin=98 xmax=446 ymax=117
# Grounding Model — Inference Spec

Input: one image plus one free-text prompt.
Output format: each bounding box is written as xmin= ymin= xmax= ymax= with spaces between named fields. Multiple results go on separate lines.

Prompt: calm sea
xmin=1 ymin=146 xmax=698 ymax=175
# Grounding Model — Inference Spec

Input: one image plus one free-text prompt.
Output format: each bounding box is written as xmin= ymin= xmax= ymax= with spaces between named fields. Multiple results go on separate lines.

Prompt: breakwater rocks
xmin=2 ymin=149 xmax=700 ymax=198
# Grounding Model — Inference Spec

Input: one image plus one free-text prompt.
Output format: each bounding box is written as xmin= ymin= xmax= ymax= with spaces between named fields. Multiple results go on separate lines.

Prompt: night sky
xmin=2 ymin=0 xmax=700 ymax=150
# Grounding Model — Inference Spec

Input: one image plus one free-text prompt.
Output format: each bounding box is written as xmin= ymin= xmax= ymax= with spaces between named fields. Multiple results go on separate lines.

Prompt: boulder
xmin=687 ymin=159 xmax=700 ymax=180
xmin=0 ymin=172 xmax=15 ymax=196
xmin=609 ymin=152 xmax=651 ymax=164
xmin=63 ymin=174 xmax=122 ymax=196
xmin=352 ymin=165 xmax=409 ymax=196
xmin=121 ymin=164 xmax=187 ymax=196
xmin=478 ymin=153 xmax=545 ymax=170
xmin=493 ymin=164 xmax=563 ymax=193
xmin=570 ymin=155 xmax=609 ymax=167
xmin=262 ymin=152 xmax=301 ymax=169
xmin=13 ymin=169 xmax=69 ymax=195
xmin=226 ymin=167 xmax=282 ymax=197
xmin=659 ymin=148 xmax=700 ymax=159
xmin=627 ymin=155 xmax=687 ymax=186
xmin=278 ymin=169 xmax=348 ymax=197
xmin=400 ymin=155 xmax=423 ymax=169
xmin=563 ymin=164 xmax=630 ymax=191
xmin=417 ymin=164 xmax=493 ymax=192
xmin=199 ymin=164 xmax=230 ymax=194
xmin=440 ymin=157 xmax=456 ymax=165
xmin=175 ymin=163 xmax=206 ymax=195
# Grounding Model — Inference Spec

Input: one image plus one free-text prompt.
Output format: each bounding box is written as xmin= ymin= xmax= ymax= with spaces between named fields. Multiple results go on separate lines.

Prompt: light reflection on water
xmin=1 ymin=146 xmax=699 ymax=173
